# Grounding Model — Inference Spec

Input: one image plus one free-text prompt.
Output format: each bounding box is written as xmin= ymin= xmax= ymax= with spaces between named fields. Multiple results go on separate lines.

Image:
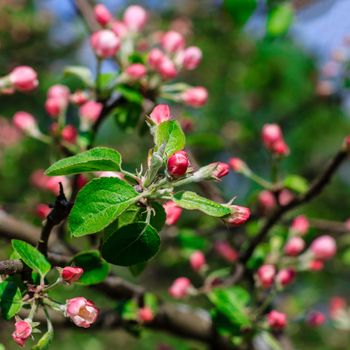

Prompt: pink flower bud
xmin=138 ymin=307 xmax=154 ymax=322
xmin=61 ymin=266 xmax=84 ymax=284
xmin=256 ymin=264 xmax=276 ymax=289
xmin=90 ymin=30 xmax=120 ymax=58
xmin=309 ymin=259 xmax=324 ymax=271
xmin=161 ymin=31 xmax=185 ymax=53
xmin=94 ymin=4 xmax=112 ymax=26
xmin=45 ymin=97 xmax=67 ymax=117
xmin=182 ymin=46 xmax=202 ymax=70
xmin=148 ymin=48 xmax=165 ymax=70
xmin=211 ymin=162 xmax=229 ymax=179
xmin=258 ymin=190 xmax=276 ymax=212
xmin=267 ymin=310 xmax=287 ymax=330
xmin=214 ymin=241 xmax=238 ymax=262
xmin=189 ymin=251 xmax=206 ymax=272
xmin=79 ymin=100 xmax=103 ymax=124
xmin=310 ymin=235 xmax=336 ymax=261
xmin=70 ymin=90 xmax=89 ymax=106
xmin=13 ymin=111 xmax=37 ymax=134
xmin=111 ymin=20 xmax=128 ymax=38
xmin=31 ymin=169 xmax=49 ymax=189
xmin=48 ymin=84 xmax=70 ymax=101
xmin=123 ymin=5 xmax=148 ymax=31
xmin=12 ymin=320 xmax=32 ymax=347
xmin=291 ymin=215 xmax=309 ymax=235
xmin=278 ymin=189 xmax=294 ymax=206
xmin=36 ymin=203 xmax=51 ymax=219
xmin=65 ymin=297 xmax=99 ymax=328
xmin=168 ymin=277 xmax=191 ymax=298
xmin=262 ymin=123 xmax=289 ymax=156
xmin=61 ymin=125 xmax=78 ymax=144
xmin=307 ymin=311 xmax=326 ymax=327
xmin=163 ymin=201 xmax=182 ymax=225
xmin=156 ymin=57 xmax=177 ymax=79
xmin=229 ymin=157 xmax=246 ymax=172
xmin=276 ymin=268 xmax=296 ymax=287
xmin=330 ymin=297 xmax=346 ymax=319
xmin=77 ymin=175 xmax=89 ymax=189
xmin=284 ymin=236 xmax=305 ymax=256
xmin=225 ymin=205 xmax=251 ymax=226
xmin=125 ymin=64 xmax=147 ymax=80
xmin=182 ymin=87 xmax=208 ymax=107
xmin=9 ymin=66 xmax=38 ymax=91
xmin=167 ymin=150 xmax=189 ymax=177
xmin=150 ymin=104 xmax=171 ymax=124
xmin=262 ymin=124 xmax=283 ymax=148
xmin=46 ymin=176 xmax=68 ymax=195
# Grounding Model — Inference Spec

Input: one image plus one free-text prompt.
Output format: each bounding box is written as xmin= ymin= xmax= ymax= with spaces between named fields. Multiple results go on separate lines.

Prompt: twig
xmin=37 ymin=183 xmax=72 ymax=257
xmin=241 ymin=149 xmax=348 ymax=263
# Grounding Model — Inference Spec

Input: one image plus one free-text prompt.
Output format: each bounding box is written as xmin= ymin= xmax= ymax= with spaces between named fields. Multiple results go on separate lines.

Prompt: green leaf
xmin=267 ymin=3 xmax=294 ymax=37
xmin=69 ymin=177 xmax=139 ymax=237
xmin=64 ymin=66 xmax=94 ymax=87
xmin=117 ymin=299 xmax=138 ymax=321
xmin=208 ymin=287 xmax=251 ymax=329
xmin=173 ymin=191 xmax=231 ymax=217
xmin=32 ymin=328 xmax=54 ymax=350
xmin=116 ymin=85 xmax=143 ymax=104
xmin=283 ymin=174 xmax=308 ymax=194
xmin=224 ymin=0 xmax=257 ymax=27
xmin=0 ymin=277 xmax=22 ymax=320
xmin=71 ymin=251 xmax=109 ymax=285
xmin=12 ymin=240 xmax=51 ymax=277
xmin=111 ymin=102 xmax=143 ymax=131
xmin=260 ymin=332 xmax=283 ymax=350
xmin=155 ymin=120 xmax=186 ymax=156
xmin=101 ymin=222 xmax=160 ymax=266
xmin=45 ymin=147 xmax=122 ymax=176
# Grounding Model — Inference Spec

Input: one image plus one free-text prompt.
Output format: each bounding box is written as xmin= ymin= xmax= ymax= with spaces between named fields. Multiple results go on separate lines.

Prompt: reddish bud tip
xmin=167 ymin=151 xmax=189 ymax=177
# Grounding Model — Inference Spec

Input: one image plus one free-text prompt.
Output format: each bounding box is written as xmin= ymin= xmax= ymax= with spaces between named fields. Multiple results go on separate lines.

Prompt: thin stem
xmin=96 ymin=58 xmax=102 ymax=99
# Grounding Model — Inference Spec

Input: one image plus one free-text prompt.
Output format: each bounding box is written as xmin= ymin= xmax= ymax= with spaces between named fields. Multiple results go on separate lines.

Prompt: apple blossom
xmin=167 ymin=151 xmax=189 ymax=177
xmin=225 ymin=205 xmax=251 ymax=226
xmin=94 ymin=4 xmax=112 ymax=26
xmin=182 ymin=46 xmax=202 ymax=70
xmin=65 ymin=297 xmax=99 ymax=328
xmin=12 ymin=320 xmax=32 ymax=347
xmin=182 ymin=87 xmax=208 ymax=107
xmin=310 ymin=235 xmax=336 ymax=261
xmin=284 ymin=236 xmax=305 ymax=256
xmin=189 ymin=251 xmax=206 ymax=272
xmin=163 ymin=201 xmax=182 ymax=225
xmin=61 ymin=266 xmax=84 ymax=284
xmin=267 ymin=310 xmax=287 ymax=330
xmin=168 ymin=277 xmax=191 ymax=298
xmin=9 ymin=66 xmax=38 ymax=91
xmin=256 ymin=264 xmax=276 ymax=289
xmin=149 ymin=104 xmax=171 ymax=124
xmin=90 ymin=30 xmax=120 ymax=58
xmin=123 ymin=5 xmax=148 ymax=31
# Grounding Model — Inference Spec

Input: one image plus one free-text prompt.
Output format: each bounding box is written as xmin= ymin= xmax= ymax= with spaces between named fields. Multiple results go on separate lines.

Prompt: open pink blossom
xmin=66 ymin=297 xmax=99 ymax=328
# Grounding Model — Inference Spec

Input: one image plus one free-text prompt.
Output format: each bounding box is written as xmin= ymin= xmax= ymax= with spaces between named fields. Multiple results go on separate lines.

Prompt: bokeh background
xmin=1 ymin=0 xmax=350 ymax=349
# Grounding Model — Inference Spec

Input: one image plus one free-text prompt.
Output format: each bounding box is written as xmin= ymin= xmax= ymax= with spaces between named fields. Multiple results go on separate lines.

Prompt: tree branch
xmin=241 ymin=149 xmax=348 ymax=263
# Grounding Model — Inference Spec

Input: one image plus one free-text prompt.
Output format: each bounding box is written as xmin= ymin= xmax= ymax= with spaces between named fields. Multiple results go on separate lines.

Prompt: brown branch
xmin=241 ymin=149 xmax=348 ymax=263
xmin=71 ymin=0 xmax=99 ymax=32
xmin=309 ymin=218 xmax=350 ymax=235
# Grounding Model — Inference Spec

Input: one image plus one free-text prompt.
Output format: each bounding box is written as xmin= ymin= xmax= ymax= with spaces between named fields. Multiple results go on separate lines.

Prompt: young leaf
xmin=283 ymin=174 xmax=308 ymax=194
xmin=173 ymin=191 xmax=231 ymax=217
xmin=0 ymin=278 xmax=22 ymax=320
xmin=101 ymin=222 xmax=160 ymax=266
xmin=45 ymin=147 xmax=122 ymax=176
xmin=155 ymin=120 xmax=186 ymax=156
xmin=208 ymin=287 xmax=251 ymax=329
xmin=267 ymin=3 xmax=294 ymax=37
xmin=64 ymin=66 xmax=94 ymax=87
xmin=12 ymin=240 xmax=51 ymax=277
xmin=32 ymin=328 xmax=54 ymax=350
xmin=68 ymin=178 xmax=139 ymax=237
xmin=71 ymin=251 xmax=109 ymax=285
